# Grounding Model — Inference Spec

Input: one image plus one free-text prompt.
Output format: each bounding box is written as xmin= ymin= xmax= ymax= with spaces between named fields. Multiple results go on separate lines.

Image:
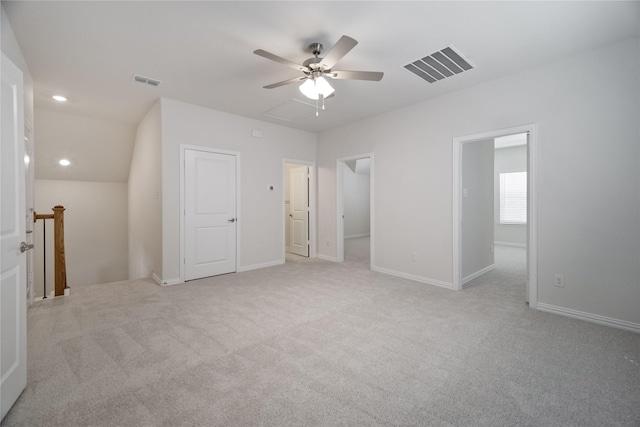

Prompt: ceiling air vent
xmin=404 ymin=46 xmax=474 ymax=84
xmin=133 ymin=74 xmax=162 ymax=87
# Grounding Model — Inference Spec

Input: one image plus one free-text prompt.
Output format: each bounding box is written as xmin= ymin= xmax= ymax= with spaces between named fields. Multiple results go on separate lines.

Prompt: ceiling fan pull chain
xmin=315 ymin=98 xmax=319 ymax=117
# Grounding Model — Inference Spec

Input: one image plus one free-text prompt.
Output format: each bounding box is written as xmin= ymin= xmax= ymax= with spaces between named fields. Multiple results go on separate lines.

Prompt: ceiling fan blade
xmin=263 ymin=76 xmax=307 ymax=89
xmin=329 ymin=70 xmax=384 ymax=81
xmin=254 ymin=49 xmax=308 ymax=72
xmin=320 ymin=35 xmax=358 ymax=69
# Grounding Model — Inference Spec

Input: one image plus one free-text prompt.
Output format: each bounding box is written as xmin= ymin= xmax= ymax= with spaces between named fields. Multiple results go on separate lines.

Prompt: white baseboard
xmin=317 ymin=254 xmax=338 ymax=262
xmin=494 ymin=241 xmax=526 ymax=248
xmin=238 ymin=259 xmax=284 ymax=272
xmin=345 ymin=233 xmax=370 ymax=239
xmin=372 ymin=266 xmax=454 ymax=290
xmin=152 ymin=272 xmax=162 ymax=285
xmin=34 ymin=288 xmax=70 ymax=302
xmin=153 ymin=273 xmax=182 ymax=286
xmin=462 ymin=264 xmax=495 ymax=284
xmin=536 ymin=302 xmax=640 ymax=334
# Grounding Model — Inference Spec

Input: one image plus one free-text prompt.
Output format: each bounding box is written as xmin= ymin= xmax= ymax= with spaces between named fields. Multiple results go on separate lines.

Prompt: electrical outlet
xmin=490 ymin=244 xmax=494 ymax=254
xmin=554 ymin=274 xmax=565 ymax=288
xmin=411 ymin=252 xmax=417 ymax=262
xmin=256 ymin=245 xmax=260 ymax=253
xmin=325 ymin=240 xmax=330 ymax=247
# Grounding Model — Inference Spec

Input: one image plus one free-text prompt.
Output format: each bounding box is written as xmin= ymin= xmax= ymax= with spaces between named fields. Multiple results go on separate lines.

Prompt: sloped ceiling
xmin=3 ymin=1 xmax=639 ymax=182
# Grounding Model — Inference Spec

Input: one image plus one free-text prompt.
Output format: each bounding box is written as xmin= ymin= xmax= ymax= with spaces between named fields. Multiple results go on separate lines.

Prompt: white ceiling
xmin=4 ymin=1 xmax=639 ymax=181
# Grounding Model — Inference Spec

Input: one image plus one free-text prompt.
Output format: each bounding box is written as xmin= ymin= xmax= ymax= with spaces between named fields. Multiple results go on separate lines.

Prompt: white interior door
xmin=289 ymin=166 xmax=309 ymax=257
xmin=1 ymin=54 xmax=27 ymax=421
xmin=184 ymin=149 xmax=237 ymax=281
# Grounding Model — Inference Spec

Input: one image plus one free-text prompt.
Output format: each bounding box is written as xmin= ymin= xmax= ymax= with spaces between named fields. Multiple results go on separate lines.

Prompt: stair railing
xmin=33 ymin=205 xmax=67 ymax=297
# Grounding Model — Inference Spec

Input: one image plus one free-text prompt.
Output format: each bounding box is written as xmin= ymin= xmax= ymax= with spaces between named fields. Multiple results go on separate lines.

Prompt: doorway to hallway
xmin=336 ymin=153 xmax=374 ymax=269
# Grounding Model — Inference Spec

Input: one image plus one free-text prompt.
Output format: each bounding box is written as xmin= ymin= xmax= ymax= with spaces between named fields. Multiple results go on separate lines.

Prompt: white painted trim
xmin=282 ymin=158 xmax=317 ymax=258
xmin=34 ymin=289 xmax=69 ymax=302
xmin=160 ymin=278 xmax=182 ymax=286
xmin=317 ymin=254 xmax=338 ymax=262
xmin=462 ymin=264 xmax=495 ymax=284
xmin=372 ymin=266 xmax=454 ymax=290
xmin=494 ymin=241 xmax=527 ymax=248
xmin=336 ymin=153 xmax=375 ymax=269
xmin=179 ymin=145 xmax=241 ymax=283
xmin=238 ymin=259 xmax=284 ymax=272
xmin=452 ymin=123 xmax=538 ymax=308
xmin=345 ymin=234 xmax=370 ymax=239
xmin=537 ymin=303 xmax=640 ymax=334
xmin=152 ymin=272 xmax=163 ymax=286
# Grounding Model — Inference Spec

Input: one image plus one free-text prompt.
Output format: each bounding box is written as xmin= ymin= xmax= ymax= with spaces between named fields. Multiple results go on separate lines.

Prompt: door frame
xmin=179 ymin=144 xmax=241 ymax=283
xmin=452 ymin=124 xmax=537 ymax=307
xmin=24 ymin=119 xmax=35 ymax=307
xmin=282 ymin=159 xmax=317 ymax=259
xmin=336 ymin=153 xmax=375 ymax=267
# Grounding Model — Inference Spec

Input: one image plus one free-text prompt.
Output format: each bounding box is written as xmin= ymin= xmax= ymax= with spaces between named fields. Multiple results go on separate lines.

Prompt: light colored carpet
xmin=3 ymin=239 xmax=639 ymax=426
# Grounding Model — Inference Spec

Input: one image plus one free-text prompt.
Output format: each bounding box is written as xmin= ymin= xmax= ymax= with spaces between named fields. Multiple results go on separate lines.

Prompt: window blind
xmin=499 ymin=171 xmax=527 ymax=224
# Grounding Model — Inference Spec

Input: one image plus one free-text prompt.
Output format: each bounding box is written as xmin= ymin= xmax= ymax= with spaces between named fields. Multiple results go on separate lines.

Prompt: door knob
xmin=20 ymin=242 xmax=34 ymax=253
xmin=228 ymin=218 xmax=236 ymax=223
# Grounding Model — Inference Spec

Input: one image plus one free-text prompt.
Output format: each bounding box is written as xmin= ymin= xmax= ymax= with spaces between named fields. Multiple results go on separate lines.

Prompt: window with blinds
xmin=499 ymin=171 xmax=527 ymax=224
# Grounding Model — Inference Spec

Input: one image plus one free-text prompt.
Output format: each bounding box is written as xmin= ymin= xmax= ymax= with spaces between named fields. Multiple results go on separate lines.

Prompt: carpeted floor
xmin=3 ymin=239 xmax=639 ymax=426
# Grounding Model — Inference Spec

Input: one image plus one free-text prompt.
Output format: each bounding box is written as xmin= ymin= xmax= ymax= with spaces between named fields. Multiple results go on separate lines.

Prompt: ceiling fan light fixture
xmin=299 ymin=76 xmax=334 ymax=100
xmin=315 ymin=76 xmax=335 ymax=97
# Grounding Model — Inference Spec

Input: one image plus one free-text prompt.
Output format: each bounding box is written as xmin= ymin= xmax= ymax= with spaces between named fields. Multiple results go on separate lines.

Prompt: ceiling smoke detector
xmin=133 ymin=74 xmax=161 ymax=87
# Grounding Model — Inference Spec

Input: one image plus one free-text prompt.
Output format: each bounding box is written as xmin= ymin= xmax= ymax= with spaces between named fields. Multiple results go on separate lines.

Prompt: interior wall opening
xmin=460 ymin=133 xmax=529 ymax=299
xmin=453 ymin=124 xmax=537 ymax=306
xmin=336 ymin=153 xmax=374 ymax=270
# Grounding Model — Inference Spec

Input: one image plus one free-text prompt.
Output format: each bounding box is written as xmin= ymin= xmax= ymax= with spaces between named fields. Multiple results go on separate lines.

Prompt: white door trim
xmin=179 ymin=144 xmax=241 ymax=283
xmin=336 ymin=153 xmax=375 ymax=268
xmin=282 ymin=159 xmax=317 ymax=259
xmin=452 ymin=124 xmax=538 ymax=308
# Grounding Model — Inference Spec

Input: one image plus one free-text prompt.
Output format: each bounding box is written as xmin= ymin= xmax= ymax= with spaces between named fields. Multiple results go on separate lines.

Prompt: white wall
xmin=462 ymin=139 xmax=494 ymax=280
xmin=494 ymin=145 xmax=527 ymax=246
xmin=342 ymin=162 xmax=370 ymax=238
xmin=128 ymin=101 xmax=162 ymax=280
xmin=317 ymin=38 xmax=640 ymax=327
xmin=34 ymin=180 xmax=128 ymax=294
xmin=160 ymin=98 xmax=316 ymax=282
xmin=33 ymin=109 xmax=135 ymax=182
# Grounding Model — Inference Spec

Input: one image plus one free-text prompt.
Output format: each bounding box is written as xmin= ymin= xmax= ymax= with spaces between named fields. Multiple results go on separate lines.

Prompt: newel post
xmin=52 ymin=205 xmax=67 ymax=296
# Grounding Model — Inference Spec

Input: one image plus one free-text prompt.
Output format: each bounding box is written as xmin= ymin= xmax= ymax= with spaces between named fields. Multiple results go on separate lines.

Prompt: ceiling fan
xmin=254 ymin=35 xmax=383 ymax=106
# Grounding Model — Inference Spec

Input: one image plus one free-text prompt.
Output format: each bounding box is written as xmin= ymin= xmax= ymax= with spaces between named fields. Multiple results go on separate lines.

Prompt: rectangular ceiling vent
xmin=404 ymin=46 xmax=474 ymax=84
xmin=133 ymin=74 xmax=161 ymax=87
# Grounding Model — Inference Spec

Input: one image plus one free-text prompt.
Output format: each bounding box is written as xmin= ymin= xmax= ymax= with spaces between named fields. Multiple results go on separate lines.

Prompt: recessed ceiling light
xmin=59 ymin=159 xmax=70 ymax=166
xmin=52 ymin=95 xmax=67 ymax=102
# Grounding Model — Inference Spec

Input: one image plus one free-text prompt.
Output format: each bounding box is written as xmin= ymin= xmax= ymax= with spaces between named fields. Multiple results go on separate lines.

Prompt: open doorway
xmin=453 ymin=124 xmax=537 ymax=307
xmin=283 ymin=160 xmax=316 ymax=262
xmin=336 ymin=153 xmax=374 ymax=269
